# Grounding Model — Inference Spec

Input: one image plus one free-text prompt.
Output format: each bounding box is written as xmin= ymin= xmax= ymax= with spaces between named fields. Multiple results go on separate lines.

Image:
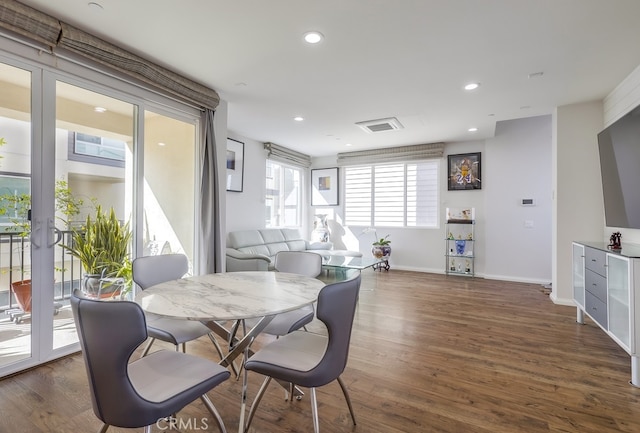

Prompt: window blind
xmin=0 ymin=0 xmax=60 ymax=47
xmin=344 ymin=160 xmax=439 ymax=228
xmin=264 ymin=142 xmax=311 ymax=168
xmin=337 ymin=142 xmax=445 ymax=166
xmin=0 ymin=2 xmax=220 ymax=110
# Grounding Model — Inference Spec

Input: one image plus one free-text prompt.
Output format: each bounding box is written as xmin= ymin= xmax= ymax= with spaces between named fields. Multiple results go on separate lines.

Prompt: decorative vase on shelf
xmin=455 ymin=239 xmax=466 ymax=255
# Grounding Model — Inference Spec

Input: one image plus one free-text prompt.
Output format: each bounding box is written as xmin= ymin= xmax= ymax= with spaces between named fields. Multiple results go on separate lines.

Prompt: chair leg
xmin=310 ymin=387 xmax=320 ymax=433
xmin=98 ymin=424 xmax=109 ymax=433
xmin=140 ymin=337 xmax=156 ymax=358
xmin=244 ymin=376 xmax=272 ymax=432
xmin=337 ymin=376 xmax=357 ymax=426
xmin=143 ymin=425 xmax=152 ymax=433
xmin=200 ymin=393 xmax=227 ymax=433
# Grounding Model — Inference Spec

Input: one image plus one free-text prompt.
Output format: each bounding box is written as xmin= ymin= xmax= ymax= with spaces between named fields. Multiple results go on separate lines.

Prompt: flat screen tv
xmin=597 ymin=103 xmax=640 ymax=229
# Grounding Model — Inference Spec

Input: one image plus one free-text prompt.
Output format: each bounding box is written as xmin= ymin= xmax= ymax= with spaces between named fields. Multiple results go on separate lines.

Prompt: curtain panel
xmin=199 ymin=109 xmax=224 ymax=273
xmin=336 ymin=142 xmax=445 ymax=166
xmin=264 ymin=142 xmax=311 ymax=168
xmin=0 ymin=0 xmax=219 ymax=110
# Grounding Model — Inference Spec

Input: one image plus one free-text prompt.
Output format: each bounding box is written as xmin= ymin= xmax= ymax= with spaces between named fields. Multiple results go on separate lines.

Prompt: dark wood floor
xmin=1 ymin=270 xmax=639 ymax=433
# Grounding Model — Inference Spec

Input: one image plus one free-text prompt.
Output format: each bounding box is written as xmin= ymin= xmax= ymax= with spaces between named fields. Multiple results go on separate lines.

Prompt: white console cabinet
xmin=573 ymin=241 xmax=640 ymax=386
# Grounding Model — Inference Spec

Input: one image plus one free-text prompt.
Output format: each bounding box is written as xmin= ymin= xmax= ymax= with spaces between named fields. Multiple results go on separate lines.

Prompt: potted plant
xmin=0 ymin=179 xmax=84 ymax=308
xmin=372 ymin=235 xmax=391 ymax=259
xmin=63 ymin=205 xmax=132 ymax=299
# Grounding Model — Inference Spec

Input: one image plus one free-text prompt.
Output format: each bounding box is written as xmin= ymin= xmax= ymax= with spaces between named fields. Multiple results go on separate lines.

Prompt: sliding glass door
xmin=53 ymin=81 xmax=136 ymax=350
xmin=0 ymin=61 xmax=33 ymax=368
xmin=0 ymin=50 xmax=200 ymax=377
xmin=143 ymin=110 xmax=196 ymax=268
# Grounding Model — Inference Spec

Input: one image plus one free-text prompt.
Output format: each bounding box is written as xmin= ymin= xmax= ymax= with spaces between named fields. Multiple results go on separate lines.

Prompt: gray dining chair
xmin=132 ymin=254 xmax=227 ymax=360
xmin=243 ymin=273 xmax=361 ymax=433
xmin=263 ymin=251 xmax=322 ymax=335
xmin=70 ymin=289 xmax=230 ymax=433
xmin=238 ymin=251 xmax=322 ymax=340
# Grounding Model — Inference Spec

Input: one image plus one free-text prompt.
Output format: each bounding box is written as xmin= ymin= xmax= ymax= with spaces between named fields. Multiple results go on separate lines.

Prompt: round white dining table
xmin=136 ymin=270 xmax=325 ymax=321
xmin=136 ymin=271 xmax=326 ymax=433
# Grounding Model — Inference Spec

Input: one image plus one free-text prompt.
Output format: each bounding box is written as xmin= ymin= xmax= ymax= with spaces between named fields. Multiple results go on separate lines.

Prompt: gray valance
xmin=0 ymin=0 xmax=219 ymax=110
xmin=264 ymin=142 xmax=312 ymax=168
xmin=337 ymin=142 xmax=445 ymax=166
xmin=0 ymin=0 xmax=60 ymax=47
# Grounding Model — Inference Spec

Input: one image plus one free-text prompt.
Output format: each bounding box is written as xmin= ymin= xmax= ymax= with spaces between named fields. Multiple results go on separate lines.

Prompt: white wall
xmin=484 ymin=115 xmax=552 ymax=283
xmin=308 ymin=118 xmax=553 ymax=282
xmin=552 ymin=101 xmax=604 ymax=305
xmin=225 ymin=133 xmax=266 ymax=233
xmin=224 ymin=118 xmax=555 ymax=283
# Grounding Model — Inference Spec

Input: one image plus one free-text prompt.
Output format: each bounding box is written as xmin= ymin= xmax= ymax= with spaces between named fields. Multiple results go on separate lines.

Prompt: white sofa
xmin=225 ymin=228 xmax=362 ymax=272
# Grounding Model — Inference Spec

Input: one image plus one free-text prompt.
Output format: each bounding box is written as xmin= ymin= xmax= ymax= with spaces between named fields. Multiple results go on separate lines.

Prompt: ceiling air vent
xmin=356 ymin=117 xmax=404 ymax=133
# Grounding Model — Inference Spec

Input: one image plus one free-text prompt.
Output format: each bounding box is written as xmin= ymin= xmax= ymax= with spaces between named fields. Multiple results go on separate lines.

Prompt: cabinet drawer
xmin=585 ymin=290 xmax=608 ymax=330
xmin=585 ymin=247 xmax=606 ymax=276
xmin=585 ymin=268 xmax=607 ymax=302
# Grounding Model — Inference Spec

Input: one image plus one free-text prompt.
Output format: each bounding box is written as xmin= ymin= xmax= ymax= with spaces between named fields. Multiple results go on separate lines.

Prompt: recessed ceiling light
xmin=94 ymin=106 xmax=106 ymax=113
xmin=294 ymin=116 xmax=304 ymax=122
xmin=468 ymin=127 xmax=478 ymax=132
xmin=158 ymin=142 xmax=166 ymax=146
xmin=345 ymin=143 xmax=352 ymax=147
xmin=464 ymin=82 xmax=480 ymax=91
xmin=303 ymin=31 xmax=324 ymax=44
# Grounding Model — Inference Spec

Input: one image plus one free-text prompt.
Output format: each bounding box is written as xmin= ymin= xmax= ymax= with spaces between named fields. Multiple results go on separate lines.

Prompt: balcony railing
xmin=0 ymin=230 xmax=83 ymax=311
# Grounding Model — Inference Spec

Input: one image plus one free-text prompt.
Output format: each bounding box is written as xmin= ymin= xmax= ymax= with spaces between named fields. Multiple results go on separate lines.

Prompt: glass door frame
xmin=0 ymin=38 xmax=203 ymax=377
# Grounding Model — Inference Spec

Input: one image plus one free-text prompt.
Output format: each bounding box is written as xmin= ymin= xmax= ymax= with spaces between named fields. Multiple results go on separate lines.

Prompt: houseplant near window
xmin=372 ymin=235 xmax=391 ymax=259
xmin=63 ymin=205 xmax=132 ymax=299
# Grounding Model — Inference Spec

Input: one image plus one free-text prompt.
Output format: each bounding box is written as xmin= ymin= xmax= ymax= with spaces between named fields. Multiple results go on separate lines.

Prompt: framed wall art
xmin=226 ymin=138 xmax=244 ymax=192
xmin=311 ymin=167 xmax=339 ymax=206
xmin=447 ymin=152 xmax=481 ymax=190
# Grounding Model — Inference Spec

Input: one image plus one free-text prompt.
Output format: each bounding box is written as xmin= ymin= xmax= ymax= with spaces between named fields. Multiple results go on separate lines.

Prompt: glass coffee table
xmin=321 ymin=255 xmax=388 ymax=279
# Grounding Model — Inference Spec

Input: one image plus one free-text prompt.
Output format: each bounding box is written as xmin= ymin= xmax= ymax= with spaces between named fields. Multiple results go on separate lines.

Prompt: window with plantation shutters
xmin=344 ymin=160 xmax=439 ymax=228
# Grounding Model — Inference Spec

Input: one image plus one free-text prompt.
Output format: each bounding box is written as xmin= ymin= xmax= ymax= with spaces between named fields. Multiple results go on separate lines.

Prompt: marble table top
xmin=136 ymin=271 xmax=326 ymax=321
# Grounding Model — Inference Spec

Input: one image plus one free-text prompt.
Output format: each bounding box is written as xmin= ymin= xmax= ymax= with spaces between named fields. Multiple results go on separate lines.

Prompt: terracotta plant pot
xmin=10 ymin=279 xmax=32 ymax=313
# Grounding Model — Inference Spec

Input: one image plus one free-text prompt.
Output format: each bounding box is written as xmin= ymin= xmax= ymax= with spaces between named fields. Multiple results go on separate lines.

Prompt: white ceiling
xmin=18 ymin=0 xmax=640 ymax=157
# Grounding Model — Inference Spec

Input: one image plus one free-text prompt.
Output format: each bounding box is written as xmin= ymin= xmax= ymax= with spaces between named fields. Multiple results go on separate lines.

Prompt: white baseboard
xmin=481 ymin=273 xmax=550 ymax=285
xmin=549 ymin=292 xmax=576 ymax=306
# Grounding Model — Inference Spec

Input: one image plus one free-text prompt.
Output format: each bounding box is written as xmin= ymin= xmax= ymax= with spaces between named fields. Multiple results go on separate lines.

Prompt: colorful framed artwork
xmin=448 ymin=152 xmax=481 ymax=190
xmin=311 ymin=167 xmax=339 ymax=206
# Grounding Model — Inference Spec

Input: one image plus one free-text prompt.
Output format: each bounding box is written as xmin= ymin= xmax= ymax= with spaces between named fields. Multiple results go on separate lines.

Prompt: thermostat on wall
xmin=521 ymin=198 xmax=535 ymax=206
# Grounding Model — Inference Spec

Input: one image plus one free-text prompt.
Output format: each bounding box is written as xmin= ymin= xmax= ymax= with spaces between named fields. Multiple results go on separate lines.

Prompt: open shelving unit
xmin=445 ymin=207 xmax=475 ymax=277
